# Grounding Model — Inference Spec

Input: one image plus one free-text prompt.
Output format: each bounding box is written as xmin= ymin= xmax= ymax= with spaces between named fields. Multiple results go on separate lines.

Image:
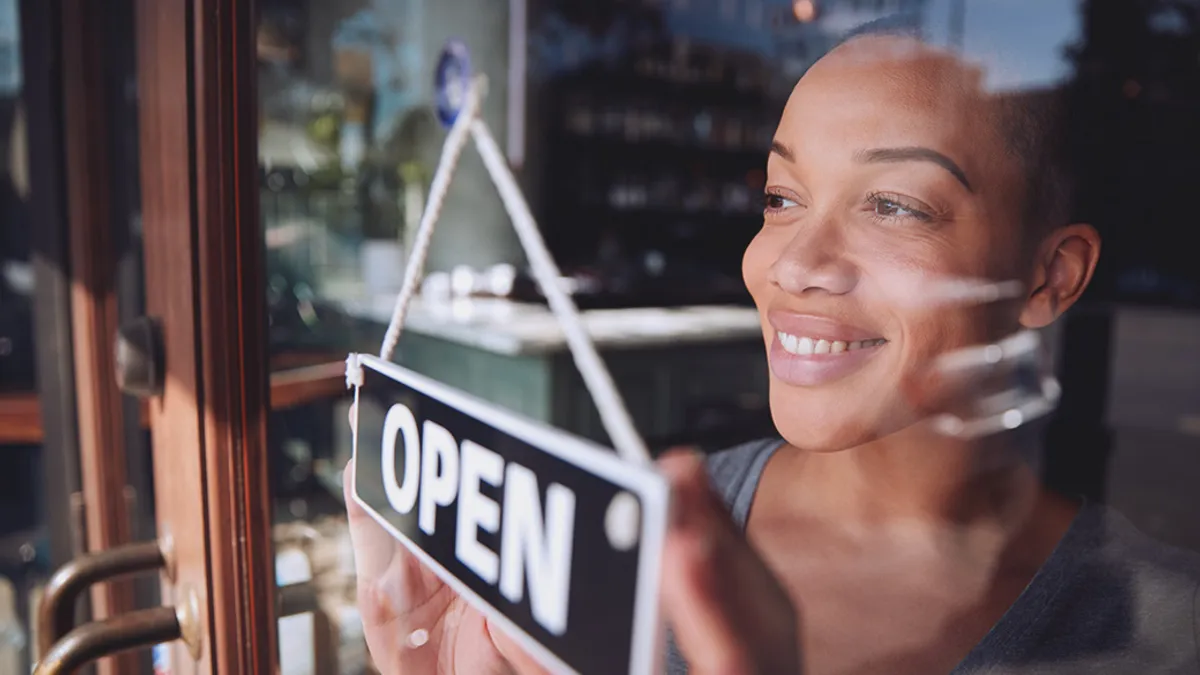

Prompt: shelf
xmin=0 ymin=357 xmax=352 ymax=445
xmin=269 ymin=361 xmax=349 ymax=411
xmin=551 ymin=64 xmax=773 ymax=107
xmin=0 ymin=394 xmax=40 ymax=445
xmin=557 ymin=132 xmax=768 ymax=165
xmin=561 ymin=205 xmax=762 ymax=226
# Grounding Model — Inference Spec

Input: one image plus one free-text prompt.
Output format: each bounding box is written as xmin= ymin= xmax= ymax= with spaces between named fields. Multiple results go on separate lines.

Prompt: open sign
xmin=349 ymin=354 xmax=669 ymax=675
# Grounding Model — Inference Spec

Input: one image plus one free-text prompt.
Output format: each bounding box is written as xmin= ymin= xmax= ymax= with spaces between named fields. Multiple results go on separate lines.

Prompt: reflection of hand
xmin=912 ymin=329 xmax=1060 ymax=438
xmin=898 ymin=277 xmax=1060 ymax=439
xmin=659 ymin=452 xmax=801 ymax=674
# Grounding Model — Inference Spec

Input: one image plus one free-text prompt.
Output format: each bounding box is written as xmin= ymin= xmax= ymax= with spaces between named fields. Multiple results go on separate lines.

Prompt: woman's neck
xmin=771 ymin=424 xmax=1053 ymax=538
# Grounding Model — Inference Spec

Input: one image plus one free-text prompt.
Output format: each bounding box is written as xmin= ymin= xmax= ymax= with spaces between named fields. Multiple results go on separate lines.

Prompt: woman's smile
xmin=767 ymin=311 xmax=889 ymax=387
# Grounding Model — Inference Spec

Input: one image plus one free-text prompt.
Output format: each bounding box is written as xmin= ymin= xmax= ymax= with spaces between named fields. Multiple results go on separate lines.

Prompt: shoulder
xmin=1088 ymin=506 xmax=1200 ymax=619
xmin=1093 ymin=506 xmax=1200 ymax=576
xmin=702 ymin=438 xmax=787 ymax=528
xmin=1044 ymin=504 xmax=1200 ymax=672
xmin=1078 ymin=505 xmax=1200 ymax=609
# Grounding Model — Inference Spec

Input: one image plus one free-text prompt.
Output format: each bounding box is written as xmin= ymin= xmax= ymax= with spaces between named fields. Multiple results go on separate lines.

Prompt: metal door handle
xmin=37 ymin=540 xmax=167 ymax=654
xmin=34 ymin=587 xmax=201 ymax=675
xmin=33 ymin=539 xmax=201 ymax=674
xmin=34 ymin=607 xmax=180 ymax=675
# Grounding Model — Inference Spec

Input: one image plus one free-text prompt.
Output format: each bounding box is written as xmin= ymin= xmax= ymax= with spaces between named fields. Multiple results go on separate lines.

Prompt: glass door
xmin=10 ymin=0 xmax=278 ymax=672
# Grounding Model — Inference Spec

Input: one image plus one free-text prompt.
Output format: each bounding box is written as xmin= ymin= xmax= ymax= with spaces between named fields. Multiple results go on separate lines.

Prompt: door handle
xmin=37 ymin=540 xmax=167 ymax=654
xmin=33 ymin=539 xmax=201 ymax=674
xmin=34 ymin=606 xmax=182 ymax=675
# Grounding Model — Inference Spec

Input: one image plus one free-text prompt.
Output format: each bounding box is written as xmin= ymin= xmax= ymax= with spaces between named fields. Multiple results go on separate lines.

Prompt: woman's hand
xmin=346 ymin=451 xmax=799 ymax=675
xmin=345 ymin=459 xmax=550 ymax=675
xmin=659 ymin=450 xmax=801 ymax=674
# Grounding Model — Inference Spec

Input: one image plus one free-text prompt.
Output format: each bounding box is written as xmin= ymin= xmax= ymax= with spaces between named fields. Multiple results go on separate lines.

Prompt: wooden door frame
xmin=20 ymin=0 xmax=148 ymax=671
xmin=136 ymin=0 xmax=277 ymax=672
xmin=59 ymin=3 xmax=140 ymax=673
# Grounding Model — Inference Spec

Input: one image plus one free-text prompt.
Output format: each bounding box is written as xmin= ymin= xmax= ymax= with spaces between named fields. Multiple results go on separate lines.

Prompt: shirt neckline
xmin=733 ymin=439 xmax=1098 ymax=674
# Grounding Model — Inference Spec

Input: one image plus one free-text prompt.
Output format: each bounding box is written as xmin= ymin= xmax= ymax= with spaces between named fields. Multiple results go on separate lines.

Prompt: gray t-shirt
xmin=665 ymin=439 xmax=1200 ymax=674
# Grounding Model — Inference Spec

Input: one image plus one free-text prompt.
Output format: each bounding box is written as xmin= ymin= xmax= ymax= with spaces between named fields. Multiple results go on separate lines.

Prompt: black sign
xmin=349 ymin=354 xmax=669 ymax=675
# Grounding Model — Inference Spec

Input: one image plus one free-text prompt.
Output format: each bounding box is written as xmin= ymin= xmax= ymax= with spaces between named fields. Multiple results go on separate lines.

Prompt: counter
xmin=334 ymin=295 xmax=764 ymax=356
xmin=328 ymin=294 xmax=773 ymax=452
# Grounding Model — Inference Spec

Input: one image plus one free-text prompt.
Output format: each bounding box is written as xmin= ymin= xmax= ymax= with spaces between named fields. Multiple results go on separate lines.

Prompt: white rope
xmin=470 ymin=119 xmax=650 ymax=465
xmin=377 ymin=76 xmax=651 ymax=465
xmin=378 ymin=77 xmax=484 ymax=363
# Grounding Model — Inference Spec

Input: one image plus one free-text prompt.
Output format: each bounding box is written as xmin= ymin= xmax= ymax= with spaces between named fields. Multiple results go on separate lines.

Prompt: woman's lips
xmin=766 ymin=312 xmax=888 ymax=386
xmin=767 ymin=311 xmax=882 ymax=343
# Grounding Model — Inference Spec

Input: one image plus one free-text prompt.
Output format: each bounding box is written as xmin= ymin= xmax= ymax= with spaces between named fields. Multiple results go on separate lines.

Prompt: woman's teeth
xmin=777 ymin=332 xmax=887 ymax=356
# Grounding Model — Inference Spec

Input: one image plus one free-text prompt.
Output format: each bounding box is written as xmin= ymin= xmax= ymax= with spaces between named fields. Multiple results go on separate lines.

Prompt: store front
xmin=2 ymin=0 xmax=1199 ymax=673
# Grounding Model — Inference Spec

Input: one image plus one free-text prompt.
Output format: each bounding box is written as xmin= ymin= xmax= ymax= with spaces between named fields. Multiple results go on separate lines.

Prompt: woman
xmin=344 ymin=33 xmax=1200 ymax=674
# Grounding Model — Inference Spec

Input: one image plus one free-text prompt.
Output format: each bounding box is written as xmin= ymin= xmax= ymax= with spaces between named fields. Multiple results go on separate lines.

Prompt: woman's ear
xmin=1019 ymin=224 xmax=1101 ymax=329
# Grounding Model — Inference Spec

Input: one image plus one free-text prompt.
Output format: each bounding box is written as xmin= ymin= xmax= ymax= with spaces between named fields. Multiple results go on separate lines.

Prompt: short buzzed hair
xmin=991 ymin=89 xmax=1075 ymax=240
xmin=831 ymin=27 xmax=1076 ymax=244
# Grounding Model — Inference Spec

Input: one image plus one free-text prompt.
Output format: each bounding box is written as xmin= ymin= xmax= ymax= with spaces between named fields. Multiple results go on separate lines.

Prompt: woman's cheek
xmin=742 ymin=227 xmax=780 ymax=299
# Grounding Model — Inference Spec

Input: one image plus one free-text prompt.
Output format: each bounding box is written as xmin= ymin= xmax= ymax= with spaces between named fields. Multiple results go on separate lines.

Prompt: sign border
xmin=349 ymin=354 xmax=669 ymax=675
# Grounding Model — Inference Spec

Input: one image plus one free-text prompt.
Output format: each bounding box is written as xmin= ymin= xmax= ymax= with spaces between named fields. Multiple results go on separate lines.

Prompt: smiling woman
xmin=662 ymin=29 xmax=1200 ymax=675
xmin=745 ymin=32 xmax=1087 ymax=453
xmin=345 ymin=11 xmax=1200 ymax=675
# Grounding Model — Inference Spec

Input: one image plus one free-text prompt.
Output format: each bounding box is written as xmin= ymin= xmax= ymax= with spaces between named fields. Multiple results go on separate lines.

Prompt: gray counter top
xmin=334 ymin=295 xmax=763 ymax=356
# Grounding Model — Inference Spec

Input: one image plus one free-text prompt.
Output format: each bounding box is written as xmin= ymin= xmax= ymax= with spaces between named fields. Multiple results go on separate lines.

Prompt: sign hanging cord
xmin=377 ymin=76 xmax=651 ymax=465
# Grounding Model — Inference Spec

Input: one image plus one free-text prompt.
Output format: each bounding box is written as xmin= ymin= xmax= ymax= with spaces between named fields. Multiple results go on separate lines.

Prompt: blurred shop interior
xmin=2 ymin=0 xmax=1200 ymax=673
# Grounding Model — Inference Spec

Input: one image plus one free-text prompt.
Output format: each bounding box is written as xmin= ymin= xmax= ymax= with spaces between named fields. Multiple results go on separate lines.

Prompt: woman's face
xmin=744 ymin=37 xmax=1034 ymax=451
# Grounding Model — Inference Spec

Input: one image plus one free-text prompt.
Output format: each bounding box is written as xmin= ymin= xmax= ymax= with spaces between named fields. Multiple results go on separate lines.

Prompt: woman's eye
xmin=868 ymin=194 xmax=932 ymax=222
xmin=764 ymin=193 xmax=799 ymax=211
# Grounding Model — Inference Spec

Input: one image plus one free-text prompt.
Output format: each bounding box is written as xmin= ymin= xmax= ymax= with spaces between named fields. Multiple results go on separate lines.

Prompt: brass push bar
xmin=34 ymin=607 xmax=180 ymax=675
xmin=37 ymin=541 xmax=166 ymax=655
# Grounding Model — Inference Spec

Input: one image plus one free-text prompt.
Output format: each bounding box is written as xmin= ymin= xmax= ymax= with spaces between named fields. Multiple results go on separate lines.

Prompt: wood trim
xmin=137 ymin=0 xmax=278 ymax=671
xmin=0 ymin=393 xmax=42 ymax=444
xmin=2 ymin=363 xmax=352 ymax=444
xmin=60 ymin=3 xmax=137 ymax=673
xmin=268 ymin=362 xmax=349 ymax=411
xmin=191 ymin=0 xmax=279 ymax=665
xmin=135 ymin=0 xmax=214 ymax=671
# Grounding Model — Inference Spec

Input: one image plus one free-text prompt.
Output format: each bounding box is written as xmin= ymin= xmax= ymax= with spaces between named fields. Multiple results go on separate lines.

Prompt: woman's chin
xmin=767 ymin=387 xmax=901 ymax=452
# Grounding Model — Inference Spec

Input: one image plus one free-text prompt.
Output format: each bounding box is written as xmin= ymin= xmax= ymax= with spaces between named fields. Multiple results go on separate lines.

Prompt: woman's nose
xmin=767 ymin=219 xmax=858 ymax=297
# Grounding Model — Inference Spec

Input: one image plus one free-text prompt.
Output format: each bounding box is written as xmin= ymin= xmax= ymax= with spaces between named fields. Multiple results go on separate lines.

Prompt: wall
xmin=417 ymin=0 xmax=525 ymax=272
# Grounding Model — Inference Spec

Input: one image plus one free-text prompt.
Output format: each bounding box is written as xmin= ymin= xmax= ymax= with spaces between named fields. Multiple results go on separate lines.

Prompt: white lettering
xmin=499 ymin=464 xmax=576 ymax=635
xmin=418 ymin=421 xmax=460 ymax=535
xmin=381 ymin=404 xmax=420 ymax=514
xmin=456 ymin=440 xmax=504 ymax=584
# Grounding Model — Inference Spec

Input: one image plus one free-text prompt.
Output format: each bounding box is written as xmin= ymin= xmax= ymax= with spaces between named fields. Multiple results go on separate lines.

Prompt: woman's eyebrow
xmin=855 ymin=147 xmax=974 ymax=192
xmin=770 ymin=140 xmax=795 ymax=162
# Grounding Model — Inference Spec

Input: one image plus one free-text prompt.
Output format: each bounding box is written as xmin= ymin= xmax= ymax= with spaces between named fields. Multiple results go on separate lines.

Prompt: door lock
xmin=114 ymin=316 xmax=164 ymax=398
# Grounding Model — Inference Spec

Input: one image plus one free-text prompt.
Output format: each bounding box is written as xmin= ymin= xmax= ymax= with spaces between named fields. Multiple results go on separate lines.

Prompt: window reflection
xmin=257 ymin=1 xmax=1200 ymax=673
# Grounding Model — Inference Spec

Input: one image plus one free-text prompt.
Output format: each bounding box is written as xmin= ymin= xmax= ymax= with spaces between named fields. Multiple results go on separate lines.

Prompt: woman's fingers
xmin=658 ymin=452 xmax=800 ymax=675
xmin=486 ymin=619 xmax=552 ymax=675
xmin=344 ymin=459 xmax=448 ymax=627
xmin=344 ymin=458 xmax=397 ymax=581
xmin=660 ymin=453 xmax=752 ymax=671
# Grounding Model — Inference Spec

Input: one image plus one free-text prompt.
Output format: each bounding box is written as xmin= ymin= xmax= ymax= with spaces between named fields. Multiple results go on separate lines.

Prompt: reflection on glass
xmin=259 ymin=1 xmax=1200 ymax=673
xmin=259 ymin=2 xmax=518 ymax=673
xmin=0 ymin=4 xmax=41 ymax=671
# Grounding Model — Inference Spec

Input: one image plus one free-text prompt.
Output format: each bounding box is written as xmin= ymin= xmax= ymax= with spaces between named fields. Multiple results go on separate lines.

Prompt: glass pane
xmin=0 ymin=0 xmax=38 ymax=668
xmin=1 ymin=0 xmax=154 ymax=671
xmin=260 ymin=1 xmax=1200 ymax=673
